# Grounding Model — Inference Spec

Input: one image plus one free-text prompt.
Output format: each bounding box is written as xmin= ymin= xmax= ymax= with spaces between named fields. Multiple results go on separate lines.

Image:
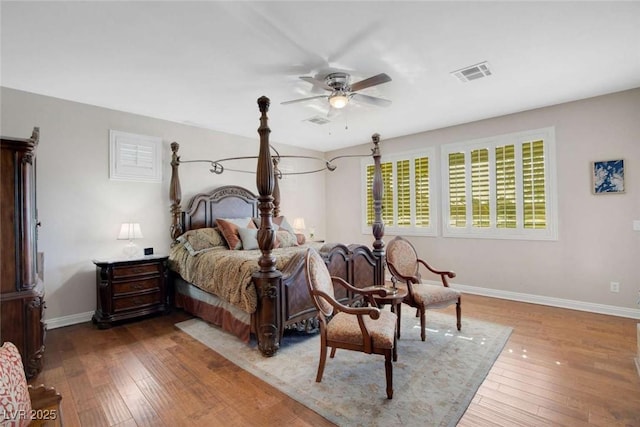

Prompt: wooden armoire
xmin=0 ymin=127 xmax=45 ymax=379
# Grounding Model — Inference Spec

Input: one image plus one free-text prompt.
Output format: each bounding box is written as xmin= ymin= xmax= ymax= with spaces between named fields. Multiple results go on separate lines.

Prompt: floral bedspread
xmin=169 ymin=242 xmax=322 ymax=313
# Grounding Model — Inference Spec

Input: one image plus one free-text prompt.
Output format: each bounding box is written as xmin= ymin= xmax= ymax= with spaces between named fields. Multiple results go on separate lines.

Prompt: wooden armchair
xmin=303 ymin=248 xmax=398 ymax=399
xmin=386 ymin=236 xmax=461 ymax=341
xmin=0 ymin=342 xmax=62 ymax=426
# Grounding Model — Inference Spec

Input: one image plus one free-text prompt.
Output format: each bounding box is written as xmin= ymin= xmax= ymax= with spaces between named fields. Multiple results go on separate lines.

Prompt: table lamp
xmin=117 ymin=222 xmax=143 ymax=258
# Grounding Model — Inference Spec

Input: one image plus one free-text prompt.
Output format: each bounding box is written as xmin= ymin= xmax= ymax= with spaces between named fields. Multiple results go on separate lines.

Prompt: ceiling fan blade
xmin=350 ymin=73 xmax=392 ymax=92
xmin=351 ymin=93 xmax=392 ymax=107
xmin=281 ymin=95 xmax=328 ymax=105
xmin=300 ymin=76 xmax=333 ymax=91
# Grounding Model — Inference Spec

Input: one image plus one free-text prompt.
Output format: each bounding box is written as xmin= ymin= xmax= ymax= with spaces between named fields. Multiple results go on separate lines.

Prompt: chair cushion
xmin=0 ymin=342 xmax=32 ymax=427
xmin=327 ymin=310 xmax=397 ymax=349
xmin=402 ymin=283 xmax=460 ymax=308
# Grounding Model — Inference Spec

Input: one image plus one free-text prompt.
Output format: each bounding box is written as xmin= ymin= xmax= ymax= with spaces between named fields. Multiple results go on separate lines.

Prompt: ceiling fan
xmin=281 ymin=72 xmax=392 ymax=110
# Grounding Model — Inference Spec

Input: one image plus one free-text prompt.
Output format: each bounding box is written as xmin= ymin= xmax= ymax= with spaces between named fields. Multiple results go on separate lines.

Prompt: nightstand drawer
xmin=113 ymin=291 xmax=161 ymax=312
xmin=112 ymin=263 xmax=161 ymax=279
xmin=113 ymin=277 xmax=160 ymax=295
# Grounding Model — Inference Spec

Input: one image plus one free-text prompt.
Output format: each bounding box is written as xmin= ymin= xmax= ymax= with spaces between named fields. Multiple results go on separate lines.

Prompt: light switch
xmin=634 ymin=220 xmax=640 ymax=231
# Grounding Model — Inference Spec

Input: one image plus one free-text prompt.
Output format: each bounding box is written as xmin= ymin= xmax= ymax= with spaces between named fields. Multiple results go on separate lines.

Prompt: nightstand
xmin=92 ymin=255 xmax=169 ymax=328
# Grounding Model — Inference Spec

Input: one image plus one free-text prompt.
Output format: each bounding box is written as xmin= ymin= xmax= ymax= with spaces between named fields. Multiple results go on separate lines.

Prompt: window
xmin=362 ymin=148 xmax=436 ymax=236
xmin=441 ymin=127 xmax=557 ymax=240
xmin=109 ymin=130 xmax=162 ymax=183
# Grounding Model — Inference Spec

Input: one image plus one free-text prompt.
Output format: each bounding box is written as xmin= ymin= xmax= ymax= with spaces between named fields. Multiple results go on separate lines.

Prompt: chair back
xmin=304 ymin=248 xmax=335 ymax=317
xmin=387 ymin=236 xmax=420 ymax=281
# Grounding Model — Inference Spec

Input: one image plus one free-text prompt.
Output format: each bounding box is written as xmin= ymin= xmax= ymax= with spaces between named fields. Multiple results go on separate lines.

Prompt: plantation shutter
xmin=522 ymin=140 xmax=546 ymax=229
xmin=495 ymin=145 xmax=516 ymax=228
xmin=471 ymin=148 xmax=490 ymax=227
xmin=448 ymin=152 xmax=466 ymax=227
xmin=397 ymin=160 xmax=411 ymax=226
xmin=414 ymin=156 xmax=430 ymax=227
xmin=381 ymin=162 xmax=394 ymax=225
xmin=366 ymin=165 xmax=375 ymax=225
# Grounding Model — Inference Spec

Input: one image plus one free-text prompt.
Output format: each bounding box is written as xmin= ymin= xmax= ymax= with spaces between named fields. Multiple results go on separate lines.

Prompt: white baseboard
xmin=45 ymin=311 xmax=94 ymax=330
xmin=428 ymin=281 xmax=640 ymax=320
xmin=44 ymin=283 xmax=640 ymax=330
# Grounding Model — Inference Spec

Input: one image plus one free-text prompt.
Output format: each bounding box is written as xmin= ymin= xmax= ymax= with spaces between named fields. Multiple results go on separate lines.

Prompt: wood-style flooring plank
xmin=29 ymin=295 xmax=640 ymax=426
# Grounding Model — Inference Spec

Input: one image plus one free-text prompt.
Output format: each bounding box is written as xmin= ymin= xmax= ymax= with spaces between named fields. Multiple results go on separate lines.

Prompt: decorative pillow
xmin=276 ymin=230 xmax=298 ymax=248
xmin=273 ymin=216 xmax=296 ymax=236
xmin=216 ymin=217 xmax=256 ymax=250
xmin=295 ymin=233 xmax=306 ymax=245
xmin=177 ymin=228 xmax=226 ymax=256
xmin=237 ymin=227 xmax=259 ymax=250
xmin=0 ymin=342 xmax=32 ymax=427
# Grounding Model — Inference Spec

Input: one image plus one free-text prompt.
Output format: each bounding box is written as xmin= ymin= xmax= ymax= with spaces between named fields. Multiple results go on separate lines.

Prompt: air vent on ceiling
xmin=305 ymin=116 xmax=331 ymax=125
xmin=451 ymin=61 xmax=492 ymax=83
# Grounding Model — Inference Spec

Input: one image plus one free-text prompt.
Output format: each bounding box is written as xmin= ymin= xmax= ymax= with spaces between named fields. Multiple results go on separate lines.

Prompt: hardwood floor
xmin=32 ymin=295 xmax=640 ymax=426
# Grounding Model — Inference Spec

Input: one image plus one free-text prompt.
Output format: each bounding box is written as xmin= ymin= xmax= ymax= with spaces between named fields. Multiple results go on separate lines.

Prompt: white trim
xmin=432 ymin=280 xmax=640 ymax=319
xmin=109 ymin=130 xmax=162 ymax=183
xmin=45 ymin=310 xmax=94 ymax=330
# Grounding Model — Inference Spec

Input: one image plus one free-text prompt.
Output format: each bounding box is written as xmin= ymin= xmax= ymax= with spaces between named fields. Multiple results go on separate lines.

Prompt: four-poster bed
xmin=168 ymin=96 xmax=386 ymax=357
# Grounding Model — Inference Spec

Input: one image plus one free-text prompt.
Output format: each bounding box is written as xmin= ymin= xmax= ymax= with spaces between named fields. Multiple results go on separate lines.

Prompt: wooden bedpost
xmin=272 ymin=157 xmax=281 ymax=218
xmin=252 ymin=96 xmax=282 ymax=357
xmin=371 ymin=133 xmax=385 ymax=286
xmin=169 ymin=142 xmax=183 ymax=241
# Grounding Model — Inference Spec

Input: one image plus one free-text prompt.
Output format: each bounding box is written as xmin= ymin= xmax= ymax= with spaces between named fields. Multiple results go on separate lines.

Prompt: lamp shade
xmin=117 ymin=223 xmax=143 ymax=240
xmin=292 ymin=217 xmax=306 ymax=233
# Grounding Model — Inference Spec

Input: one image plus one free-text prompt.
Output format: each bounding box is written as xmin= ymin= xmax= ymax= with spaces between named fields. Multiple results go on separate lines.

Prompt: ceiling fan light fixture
xmin=329 ymin=93 xmax=349 ymax=109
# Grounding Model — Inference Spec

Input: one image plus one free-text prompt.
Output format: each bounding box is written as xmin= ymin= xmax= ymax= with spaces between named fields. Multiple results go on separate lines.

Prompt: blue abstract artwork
xmin=593 ymin=159 xmax=624 ymax=194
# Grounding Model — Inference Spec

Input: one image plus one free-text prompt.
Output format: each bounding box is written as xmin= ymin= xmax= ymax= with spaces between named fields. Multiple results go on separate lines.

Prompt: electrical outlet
xmin=610 ymin=282 xmax=620 ymax=293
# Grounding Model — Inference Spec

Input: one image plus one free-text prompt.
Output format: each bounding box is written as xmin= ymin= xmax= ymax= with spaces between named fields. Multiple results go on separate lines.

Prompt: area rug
xmin=176 ymin=309 xmax=512 ymax=427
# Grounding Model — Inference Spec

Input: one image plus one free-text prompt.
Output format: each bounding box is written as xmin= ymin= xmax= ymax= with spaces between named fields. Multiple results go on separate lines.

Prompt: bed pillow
xmin=216 ymin=217 xmax=256 ymax=250
xmin=177 ymin=228 xmax=226 ymax=256
xmin=295 ymin=233 xmax=306 ymax=245
xmin=237 ymin=227 xmax=259 ymax=250
xmin=275 ymin=230 xmax=298 ymax=248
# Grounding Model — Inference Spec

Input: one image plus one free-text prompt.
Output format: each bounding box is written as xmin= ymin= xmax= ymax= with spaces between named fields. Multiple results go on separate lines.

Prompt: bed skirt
xmin=174 ymin=277 xmax=252 ymax=342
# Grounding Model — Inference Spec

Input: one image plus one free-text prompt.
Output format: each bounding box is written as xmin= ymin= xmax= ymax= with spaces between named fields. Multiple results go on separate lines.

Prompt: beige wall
xmin=326 ymin=88 xmax=640 ymax=315
xmin=1 ymin=87 xmax=326 ymax=325
xmin=2 ymin=87 xmax=638 ymax=324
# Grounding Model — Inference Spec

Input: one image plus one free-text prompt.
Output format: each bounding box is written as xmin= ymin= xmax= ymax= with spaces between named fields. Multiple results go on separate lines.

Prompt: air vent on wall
xmin=305 ymin=116 xmax=331 ymax=125
xmin=451 ymin=61 xmax=492 ymax=83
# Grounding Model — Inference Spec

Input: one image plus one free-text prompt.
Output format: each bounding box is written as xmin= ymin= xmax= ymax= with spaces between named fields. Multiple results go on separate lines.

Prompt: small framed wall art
xmin=592 ymin=159 xmax=624 ymax=194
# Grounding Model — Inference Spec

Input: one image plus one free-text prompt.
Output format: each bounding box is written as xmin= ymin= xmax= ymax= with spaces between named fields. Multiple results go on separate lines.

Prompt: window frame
xmin=361 ymin=147 xmax=438 ymax=237
xmin=440 ymin=127 xmax=558 ymax=241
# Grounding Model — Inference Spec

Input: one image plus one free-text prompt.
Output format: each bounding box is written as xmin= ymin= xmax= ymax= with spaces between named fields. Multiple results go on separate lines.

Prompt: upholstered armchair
xmin=386 ymin=236 xmax=461 ymax=341
xmin=303 ymin=248 xmax=398 ymax=399
xmin=0 ymin=342 xmax=62 ymax=426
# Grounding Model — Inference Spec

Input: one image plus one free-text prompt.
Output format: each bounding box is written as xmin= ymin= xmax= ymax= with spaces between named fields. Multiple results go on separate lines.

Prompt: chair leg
xmin=316 ymin=343 xmax=328 ymax=383
xmin=420 ymin=307 xmax=426 ymax=341
xmin=456 ymin=297 xmax=462 ymax=331
xmin=384 ymin=349 xmax=393 ymax=399
xmin=392 ymin=336 xmax=398 ymax=362
xmin=330 ymin=347 xmax=337 ymax=358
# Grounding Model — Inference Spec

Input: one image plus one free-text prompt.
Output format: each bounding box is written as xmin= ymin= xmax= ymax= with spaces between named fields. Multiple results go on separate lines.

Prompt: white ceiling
xmin=2 ymin=1 xmax=640 ymax=152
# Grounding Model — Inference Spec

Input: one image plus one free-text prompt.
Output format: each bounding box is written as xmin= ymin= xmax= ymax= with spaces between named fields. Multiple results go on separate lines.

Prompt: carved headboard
xmin=181 ymin=185 xmax=258 ymax=232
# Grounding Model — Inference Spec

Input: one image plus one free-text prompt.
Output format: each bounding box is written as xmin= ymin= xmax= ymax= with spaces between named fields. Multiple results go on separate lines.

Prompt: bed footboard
xmin=262 ymin=243 xmax=384 ymax=345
